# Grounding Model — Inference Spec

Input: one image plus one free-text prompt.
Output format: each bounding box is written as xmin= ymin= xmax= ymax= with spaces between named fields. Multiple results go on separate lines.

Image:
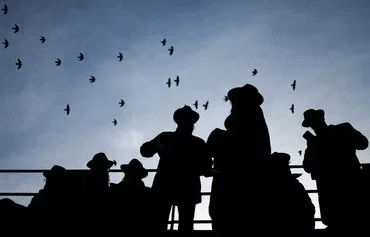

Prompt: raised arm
xmin=140 ymin=134 xmax=162 ymax=158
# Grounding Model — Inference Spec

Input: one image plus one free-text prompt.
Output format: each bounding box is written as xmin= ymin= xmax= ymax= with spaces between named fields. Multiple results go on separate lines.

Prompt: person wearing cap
xmin=140 ymin=105 xmax=212 ymax=236
xmin=85 ymin=152 xmax=116 ymax=192
xmin=301 ymin=108 xmax=368 ymax=234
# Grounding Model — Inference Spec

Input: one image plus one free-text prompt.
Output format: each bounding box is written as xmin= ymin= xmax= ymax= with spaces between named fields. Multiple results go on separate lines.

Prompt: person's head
xmin=269 ymin=152 xmax=302 ymax=179
xmin=173 ymin=105 xmax=199 ymax=134
xmin=121 ymin=158 xmax=148 ymax=181
xmin=43 ymin=165 xmax=67 ymax=189
xmin=86 ymin=153 xmax=116 ymax=171
xmin=227 ymin=84 xmax=264 ymax=110
xmin=302 ymin=109 xmax=327 ymax=133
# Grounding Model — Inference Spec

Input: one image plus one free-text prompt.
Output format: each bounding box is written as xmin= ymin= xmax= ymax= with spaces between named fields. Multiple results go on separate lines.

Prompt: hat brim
xmin=174 ymin=110 xmax=199 ymax=124
xmin=227 ymin=87 xmax=264 ymax=105
xmin=121 ymin=164 xmax=148 ymax=179
xmin=87 ymin=160 xmax=115 ymax=169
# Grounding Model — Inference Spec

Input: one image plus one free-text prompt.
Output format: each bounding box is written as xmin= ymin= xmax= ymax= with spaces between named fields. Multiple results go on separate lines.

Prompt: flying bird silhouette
xmin=64 ymin=104 xmax=70 ymax=115
xmin=193 ymin=100 xmax=198 ymax=109
xmin=203 ymin=101 xmax=209 ymax=110
xmin=112 ymin=119 xmax=117 ymax=126
xmin=3 ymin=39 xmax=9 ymax=48
xmin=174 ymin=76 xmax=180 ymax=86
xmin=161 ymin=38 xmax=166 ymax=46
xmin=2 ymin=4 xmax=8 ymax=15
xmin=290 ymin=104 xmax=294 ymax=114
xmin=291 ymin=80 xmax=296 ymax=91
xmin=252 ymin=68 xmax=257 ymax=76
xmin=166 ymin=78 xmax=171 ymax=88
xmin=168 ymin=46 xmax=174 ymax=55
xmin=40 ymin=36 xmax=46 ymax=43
xmin=119 ymin=99 xmax=125 ymax=107
xmin=78 ymin=52 xmax=84 ymax=61
xmin=12 ymin=24 xmax=19 ymax=33
xmin=298 ymin=150 xmax=302 ymax=156
xmin=55 ymin=58 xmax=61 ymax=66
xmin=223 ymin=95 xmax=228 ymax=102
xmin=89 ymin=76 xmax=96 ymax=83
xmin=15 ymin=58 xmax=22 ymax=69
xmin=117 ymin=52 xmax=123 ymax=62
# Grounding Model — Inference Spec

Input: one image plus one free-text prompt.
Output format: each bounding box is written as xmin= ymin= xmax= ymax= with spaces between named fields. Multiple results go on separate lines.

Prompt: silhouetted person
xmin=267 ymin=152 xmax=315 ymax=237
xmin=302 ymin=109 xmax=368 ymax=235
xmin=28 ymin=165 xmax=68 ymax=211
xmin=206 ymin=128 xmax=226 ymax=237
xmin=83 ymin=153 xmax=116 ymax=227
xmin=140 ymin=105 xmax=212 ymax=236
xmin=223 ymin=84 xmax=272 ymax=234
xmin=110 ymin=159 xmax=156 ymax=236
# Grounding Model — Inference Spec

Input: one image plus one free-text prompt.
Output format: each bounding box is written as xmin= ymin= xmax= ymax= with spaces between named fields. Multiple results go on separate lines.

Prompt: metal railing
xmin=1 ymin=164 xmax=368 ymax=226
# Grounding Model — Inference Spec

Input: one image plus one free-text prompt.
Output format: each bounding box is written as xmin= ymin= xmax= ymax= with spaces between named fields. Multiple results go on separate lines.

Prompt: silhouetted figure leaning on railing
xmin=110 ymin=158 xmax=158 ymax=236
xmin=267 ymin=152 xmax=315 ymax=237
xmin=140 ymin=105 xmax=212 ymax=237
xmin=301 ymin=109 xmax=369 ymax=236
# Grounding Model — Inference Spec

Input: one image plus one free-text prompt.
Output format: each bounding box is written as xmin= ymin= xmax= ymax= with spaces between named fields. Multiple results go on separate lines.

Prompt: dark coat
xmin=140 ymin=131 xmax=212 ymax=204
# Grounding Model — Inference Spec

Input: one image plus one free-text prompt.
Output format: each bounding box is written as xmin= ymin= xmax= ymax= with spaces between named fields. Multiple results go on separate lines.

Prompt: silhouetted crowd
xmin=1 ymin=83 xmax=370 ymax=237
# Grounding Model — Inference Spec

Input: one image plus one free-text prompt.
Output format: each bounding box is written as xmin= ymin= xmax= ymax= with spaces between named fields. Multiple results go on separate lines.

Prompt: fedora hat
xmin=43 ymin=165 xmax=66 ymax=178
xmin=302 ymin=109 xmax=325 ymax=128
xmin=120 ymin=159 xmax=148 ymax=179
xmin=173 ymin=105 xmax=199 ymax=124
xmin=227 ymin=84 xmax=264 ymax=105
xmin=86 ymin=152 xmax=116 ymax=170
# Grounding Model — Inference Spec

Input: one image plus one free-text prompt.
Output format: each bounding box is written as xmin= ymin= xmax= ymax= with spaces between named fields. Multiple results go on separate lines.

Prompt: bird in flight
xmin=2 ymin=4 xmax=8 ymax=15
xmin=298 ymin=150 xmax=302 ymax=156
xmin=161 ymin=38 xmax=166 ymax=46
xmin=78 ymin=52 xmax=84 ymax=61
xmin=15 ymin=58 xmax=22 ymax=69
xmin=64 ymin=104 xmax=70 ymax=115
xmin=290 ymin=104 xmax=294 ymax=114
xmin=203 ymin=101 xmax=209 ymax=110
xmin=3 ymin=39 xmax=9 ymax=48
xmin=119 ymin=99 xmax=125 ymax=107
xmin=168 ymin=46 xmax=174 ymax=55
xmin=117 ymin=52 xmax=124 ymax=62
xmin=89 ymin=76 xmax=96 ymax=83
xmin=291 ymin=80 xmax=296 ymax=91
xmin=112 ymin=119 xmax=117 ymax=126
xmin=193 ymin=100 xmax=198 ymax=110
xmin=166 ymin=78 xmax=171 ymax=88
xmin=12 ymin=24 xmax=19 ymax=33
xmin=40 ymin=36 xmax=46 ymax=43
xmin=55 ymin=58 xmax=61 ymax=66
xmin=252 ymin=68 xmax=257 ymax=76
xmin=223 ymin=95 xmax=228 ymax=102
xmin=174 ymin=76 xmax=180 ymax=86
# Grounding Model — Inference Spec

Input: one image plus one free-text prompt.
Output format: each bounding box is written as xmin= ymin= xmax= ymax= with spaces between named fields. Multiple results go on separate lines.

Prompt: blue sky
xmin=1 ymin=0 xmax=370 ymax=229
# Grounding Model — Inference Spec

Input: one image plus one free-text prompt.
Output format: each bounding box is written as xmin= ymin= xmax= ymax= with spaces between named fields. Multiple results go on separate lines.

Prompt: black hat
xmin=302 ymin=109 xmax=325 ymax=128
xmin=120 ymin=159 xmax=148 ymax=179
xmin=43 ymin=165 xmax=66 ymax=178
xmin=173 ymin=105 xmax=200 ymax=124
xmin=86 ymin=153 xmax=116 ymax=170
xmin=227 ymin=84 xmax=264 ymax=105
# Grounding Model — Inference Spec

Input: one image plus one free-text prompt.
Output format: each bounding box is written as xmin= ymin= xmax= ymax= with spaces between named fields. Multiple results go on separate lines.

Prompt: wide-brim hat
xmin=87 ymin=152 xmax=116 ymax=170
xmin=227 ymin=84 xmax=264 ymax=105
xmin=43 ymin=165 xmax=66 ymax=178
xmin=302 ymin=109 xmax=325 ymax=128
xmin=120 ymin=158 xmax=148 ymax=179
xmin=173 ymin=105 xmax=199 ymax=124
